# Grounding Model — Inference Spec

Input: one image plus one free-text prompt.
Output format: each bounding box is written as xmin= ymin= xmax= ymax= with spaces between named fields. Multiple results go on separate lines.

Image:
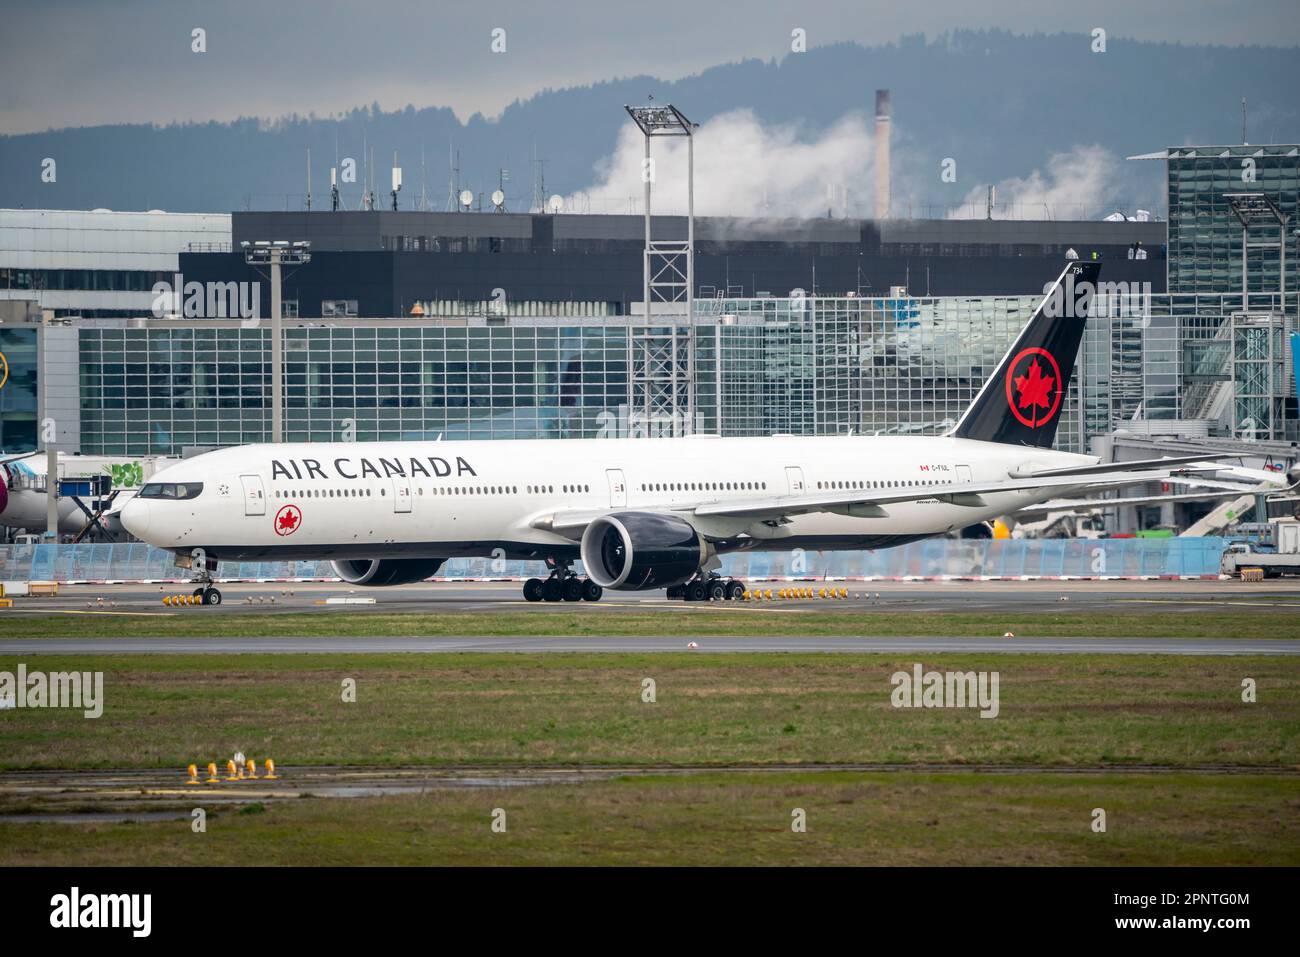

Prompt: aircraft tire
xmin=523 ymin=578 xmax=544 ymax=602
xmin=202 ymin=587 xmax=222 ymax=606
xmin=581 ymin=579 xmax=603 ymax=602
xmin=542 ymin=577 xmax=563 ymax=602
xmin=562 ymin=576 xmax=584 ymax=602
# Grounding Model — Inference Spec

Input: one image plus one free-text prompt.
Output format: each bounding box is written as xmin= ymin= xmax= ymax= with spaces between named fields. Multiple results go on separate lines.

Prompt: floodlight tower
xmin=624 ymin=103 xmax=697 ymax=434
xmin=242 ymin=240 xmax=311 ymax=442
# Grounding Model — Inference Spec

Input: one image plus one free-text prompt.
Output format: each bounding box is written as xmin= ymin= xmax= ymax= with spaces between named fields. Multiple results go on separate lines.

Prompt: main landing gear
xmin=666 ymin=576 xmax=747 ymax=603
xmin=523 ymin=563 xmax=602 ymax=603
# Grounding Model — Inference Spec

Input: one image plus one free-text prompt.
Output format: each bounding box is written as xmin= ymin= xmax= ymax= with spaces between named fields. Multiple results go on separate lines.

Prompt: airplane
xmin=121 ymin=261 xmax=1237 ymax=605
xmin=0 ymin=452 xmax=178 ymax=539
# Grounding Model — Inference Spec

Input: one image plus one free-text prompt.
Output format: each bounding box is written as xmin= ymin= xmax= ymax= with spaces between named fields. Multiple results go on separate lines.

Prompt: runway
xmin=2 ymin=635 xmax=1295 ymax=655
xmin=5 ymin=577 xmax=1300 ymax=617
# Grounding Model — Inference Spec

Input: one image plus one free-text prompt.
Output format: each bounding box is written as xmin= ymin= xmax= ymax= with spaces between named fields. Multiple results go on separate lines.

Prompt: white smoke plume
xmin=949 ymin=144 xmax=1132 ymax=220
xmin=564 ymin=109 xmax=879 ymax=218
xmin=565 ymin=111 xmax=1143 ymax=222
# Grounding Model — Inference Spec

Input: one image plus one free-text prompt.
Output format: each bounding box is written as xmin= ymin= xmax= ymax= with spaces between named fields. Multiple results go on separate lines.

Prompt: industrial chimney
xmin=873 ymin=89 xmax=891 ymax=220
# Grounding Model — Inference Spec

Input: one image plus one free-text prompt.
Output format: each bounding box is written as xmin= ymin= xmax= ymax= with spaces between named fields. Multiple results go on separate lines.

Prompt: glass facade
xmin=0 ymin=327 xmax=38 ymax=451
xmin=79 ymin=324 xmax=640 ymax=453
xmin=77 ymin=295 xmax=1081 ymax=455
xmin=1081 ymin=290 xmax=1298 ymax=441
xmin=700 ymin=294 xmax=1054 ymax=440
xmin=1166 ymin=145 xmax=1300 ymax=295
xmin=75 ymin=286 xmax=1299 ymax=457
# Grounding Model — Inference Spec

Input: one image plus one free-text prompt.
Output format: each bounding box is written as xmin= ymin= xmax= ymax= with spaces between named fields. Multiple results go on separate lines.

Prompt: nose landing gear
xmin=191 ymin=586 xmax=223 ymax=606
xmin=522 ymin=561 xmax=603 ymax=603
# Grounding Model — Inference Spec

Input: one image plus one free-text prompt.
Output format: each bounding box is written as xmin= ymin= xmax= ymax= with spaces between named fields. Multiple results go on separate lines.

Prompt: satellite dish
xmin=458 ymin=189 xmax=473 ymax=208
xmin=547 ymin=194 xmax=564 ymax=214
xmin=491 ymin=189 xmax=505 ymax=207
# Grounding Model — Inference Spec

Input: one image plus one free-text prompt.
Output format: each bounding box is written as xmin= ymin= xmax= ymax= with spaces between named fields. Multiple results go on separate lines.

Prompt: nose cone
xmin=120 ymin=498 xmax=151 ymax=540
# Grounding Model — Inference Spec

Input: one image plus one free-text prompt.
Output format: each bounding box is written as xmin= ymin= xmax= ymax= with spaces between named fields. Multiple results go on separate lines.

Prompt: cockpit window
xmin=138 ymin=482 xmax=204 ymax=500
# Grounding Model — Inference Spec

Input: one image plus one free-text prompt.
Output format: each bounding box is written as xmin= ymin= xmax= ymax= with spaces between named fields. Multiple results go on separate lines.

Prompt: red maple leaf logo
xmin=1014 ymin=358 xmax=1055 ymax=426
xmin=275 ymin=505 xmax=300 ymax=535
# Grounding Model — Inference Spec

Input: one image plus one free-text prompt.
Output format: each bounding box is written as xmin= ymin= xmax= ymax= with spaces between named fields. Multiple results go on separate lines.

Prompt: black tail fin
xmin=949 ymin=260 xmax=1100 ymax=449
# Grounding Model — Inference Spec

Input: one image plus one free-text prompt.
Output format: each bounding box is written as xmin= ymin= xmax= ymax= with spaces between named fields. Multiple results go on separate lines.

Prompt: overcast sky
xmin=2 ymin=0 xmax=1296 ymax=135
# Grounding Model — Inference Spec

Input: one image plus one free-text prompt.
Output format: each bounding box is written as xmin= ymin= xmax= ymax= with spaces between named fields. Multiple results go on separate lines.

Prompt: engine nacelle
xmin=580 ymin=511 xmax=705 ymax=591
xmin=332 ymin=558 xmax=445 ymax=586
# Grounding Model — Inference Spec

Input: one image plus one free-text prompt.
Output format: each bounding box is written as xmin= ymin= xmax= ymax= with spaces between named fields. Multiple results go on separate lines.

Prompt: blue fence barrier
xmin=0 ymin=537 xmax=1228 ymax=583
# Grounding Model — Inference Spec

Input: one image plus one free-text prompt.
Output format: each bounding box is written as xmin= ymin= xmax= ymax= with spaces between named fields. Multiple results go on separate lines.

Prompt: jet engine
xmin=580 ymin=511 xmax=706 ymax=591
xmin=332 ymin=558 xmax=446 ymax=586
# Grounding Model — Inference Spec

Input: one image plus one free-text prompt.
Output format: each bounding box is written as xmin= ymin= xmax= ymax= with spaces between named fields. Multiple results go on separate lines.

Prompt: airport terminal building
xmin=2 ymin=143 xmax=1297 ymax=534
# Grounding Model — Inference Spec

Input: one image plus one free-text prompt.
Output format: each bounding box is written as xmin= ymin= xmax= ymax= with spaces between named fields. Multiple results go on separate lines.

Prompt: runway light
xmin=206 ymin=762 xmax=219 ymax=783
xmin=245 ymin=759 xmax=258 ymax=779
xmin=1004 ymin=632 xmax=1015 ymax=638
xmin=687 ymin=641 xmax=699 ymax=650
xmin=186 ymin=764 xmax=200 ymax=785
xmin=264 ymin=759 xmax=277 ymax=779
xmin=225 ymin=760 xmax=239 ymax=781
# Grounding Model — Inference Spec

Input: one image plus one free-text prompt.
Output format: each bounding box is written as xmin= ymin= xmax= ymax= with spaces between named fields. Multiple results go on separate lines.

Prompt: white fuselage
xmin=120 ymin=434 xmax=1091 ymax=562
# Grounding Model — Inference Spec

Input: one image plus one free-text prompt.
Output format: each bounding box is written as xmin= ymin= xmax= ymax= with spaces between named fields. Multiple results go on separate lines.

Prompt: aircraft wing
xmin=528 ymin=458 xmax=1232 ymax=537
xmin=690 ymin=462 xmax=1227 ymax=522
xmin=1009 ymin=453 xmax=1235 ymax=478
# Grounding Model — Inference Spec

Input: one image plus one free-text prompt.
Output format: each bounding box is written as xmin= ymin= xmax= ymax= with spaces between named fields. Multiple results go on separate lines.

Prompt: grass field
xmin=0 ymin=607 xmax=1296 ymax=639
xmin=2 ymin=770 xmax=1296 ymax=866
xmin=2 ymin=653 xmax=1297 ymax=770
